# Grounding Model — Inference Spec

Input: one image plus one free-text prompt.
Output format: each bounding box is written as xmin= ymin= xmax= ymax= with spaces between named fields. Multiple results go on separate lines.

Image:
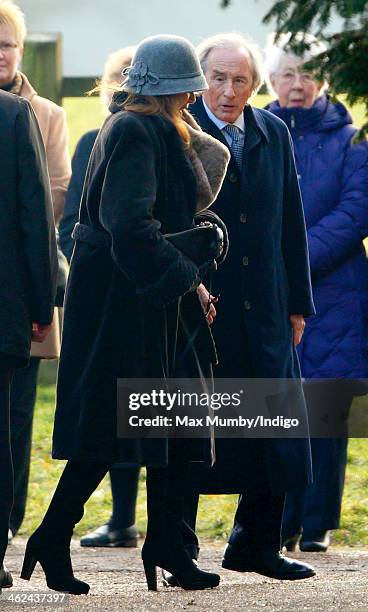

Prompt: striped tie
xmin=224 ymin=124 xmax=243 ymax=170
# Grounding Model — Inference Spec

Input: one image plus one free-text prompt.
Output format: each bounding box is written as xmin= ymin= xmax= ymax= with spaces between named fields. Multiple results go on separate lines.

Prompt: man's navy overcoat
xmin=191 ymin=98 xmax=315 ymax=492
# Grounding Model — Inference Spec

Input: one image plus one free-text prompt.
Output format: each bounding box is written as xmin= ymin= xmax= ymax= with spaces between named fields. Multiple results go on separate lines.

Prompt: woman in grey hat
xmin=21 ymin=34 xmax=230 ymax=594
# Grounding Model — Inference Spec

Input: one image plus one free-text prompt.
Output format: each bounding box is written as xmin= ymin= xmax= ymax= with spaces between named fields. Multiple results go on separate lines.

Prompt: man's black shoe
xmin=80 ymin=523 xmax=138 ymax=547
xmin=300 ymin=530 xmax=330 ymax=552
xmin=222 ymin=544 xmax=315 ymax=580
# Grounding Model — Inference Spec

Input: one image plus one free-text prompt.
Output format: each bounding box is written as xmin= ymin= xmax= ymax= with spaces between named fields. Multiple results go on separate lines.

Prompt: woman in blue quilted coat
xmin=266 ymin=33 xmax=368 ymax=552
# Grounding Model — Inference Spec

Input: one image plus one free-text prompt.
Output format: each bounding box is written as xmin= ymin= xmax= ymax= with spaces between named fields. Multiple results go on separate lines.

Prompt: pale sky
xmin=17 ymin=0 xmax=341 ymax=77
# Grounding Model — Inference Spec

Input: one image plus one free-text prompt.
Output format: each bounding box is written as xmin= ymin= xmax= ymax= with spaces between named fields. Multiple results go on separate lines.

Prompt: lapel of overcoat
xmin=191 ymin=98 xmax=270 ymax=187
xmin=190 ymin=98 xmax=240 ymax=176
xmin=239 ymin=105 xmax=270 ymax=196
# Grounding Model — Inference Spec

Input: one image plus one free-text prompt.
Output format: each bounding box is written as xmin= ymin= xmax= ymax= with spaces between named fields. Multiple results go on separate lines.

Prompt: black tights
xmin=39 ymin=460 xmax=111 ymax=538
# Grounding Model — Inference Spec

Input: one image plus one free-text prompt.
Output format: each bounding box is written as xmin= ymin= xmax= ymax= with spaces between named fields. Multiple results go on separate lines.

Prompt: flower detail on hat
xmin=122 ymin=60 xmax=160 ymax=94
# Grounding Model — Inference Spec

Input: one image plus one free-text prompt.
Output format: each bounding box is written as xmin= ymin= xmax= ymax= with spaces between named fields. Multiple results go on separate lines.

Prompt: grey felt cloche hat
xmin=122 ymin=34 xmax=208 ymax=96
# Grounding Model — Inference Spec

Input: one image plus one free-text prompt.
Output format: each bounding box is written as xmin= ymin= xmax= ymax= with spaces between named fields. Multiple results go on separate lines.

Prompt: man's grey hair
xmin=264 ymin=32 xmax=327 ymax=96
xmin=196 ymin=32 xmax=264 ymax=94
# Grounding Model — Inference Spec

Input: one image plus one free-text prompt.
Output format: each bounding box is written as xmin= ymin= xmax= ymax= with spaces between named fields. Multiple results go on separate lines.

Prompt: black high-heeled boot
xmin=0 ymin=564 xmax=13 ymax=589
xmin=21 ymin=527 xmax=89 ymax=595
xmin=142 ymin=466 xmax=220 ymax=591
xmin=21 ymin=460 xmax=110 ymax=595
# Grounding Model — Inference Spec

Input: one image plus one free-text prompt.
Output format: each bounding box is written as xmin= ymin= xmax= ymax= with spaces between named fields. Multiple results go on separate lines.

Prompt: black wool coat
xmin=0 ymin=91 xmax=57 ymax=367
xmin=190 ymin=98 xmax=315 ymax=492
xmin=53 ymin=108 xmax=218 ymax=465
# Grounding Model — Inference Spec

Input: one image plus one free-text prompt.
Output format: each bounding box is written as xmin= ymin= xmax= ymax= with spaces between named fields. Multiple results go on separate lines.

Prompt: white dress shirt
xmin=202 ymin=98 xmax=245 ymax=150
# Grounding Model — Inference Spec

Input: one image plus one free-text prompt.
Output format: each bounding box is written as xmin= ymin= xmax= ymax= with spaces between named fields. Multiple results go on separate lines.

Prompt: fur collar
xmin=183 ymin=110 xmax=230 ymax=212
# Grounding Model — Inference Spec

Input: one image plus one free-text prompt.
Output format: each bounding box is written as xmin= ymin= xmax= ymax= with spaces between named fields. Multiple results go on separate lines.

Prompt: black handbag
xmin=165 ymin=221 xmax=224 ymax=267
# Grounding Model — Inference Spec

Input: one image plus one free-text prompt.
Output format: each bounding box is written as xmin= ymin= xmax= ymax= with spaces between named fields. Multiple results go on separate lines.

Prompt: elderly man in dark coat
xmin=0 ymin=90 xmax=57 ymax=591
xmin=179 ymin=33 xmax=316 ymax=581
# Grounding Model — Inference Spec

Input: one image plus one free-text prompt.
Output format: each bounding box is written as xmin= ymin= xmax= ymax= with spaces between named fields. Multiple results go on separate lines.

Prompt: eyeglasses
xmin=0 ymin=42 xmax=18 ymax=52
xmin=278 ymin=70 xmax=316 ymax=84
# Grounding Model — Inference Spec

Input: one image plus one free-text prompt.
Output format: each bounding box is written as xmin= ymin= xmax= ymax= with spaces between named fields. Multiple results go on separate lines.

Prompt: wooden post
xmin=21 ymin=33 xmax=63 ymax=105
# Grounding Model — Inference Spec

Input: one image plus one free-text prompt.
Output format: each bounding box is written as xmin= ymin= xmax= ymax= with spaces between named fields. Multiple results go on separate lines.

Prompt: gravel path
xmin=2 ymin=538 xmax=367 ymax=611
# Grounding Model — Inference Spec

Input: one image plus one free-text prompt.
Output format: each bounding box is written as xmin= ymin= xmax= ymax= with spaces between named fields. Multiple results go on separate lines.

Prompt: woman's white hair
xmin=264 ymin=32 xmax=327 ymax=76
xmin=264 ymin=32 xmax=327 ymax=96
xmin=100 ymin=46 xmax=135 ymax=110
xmin=196 ymin=32 xmax=265 ymax=94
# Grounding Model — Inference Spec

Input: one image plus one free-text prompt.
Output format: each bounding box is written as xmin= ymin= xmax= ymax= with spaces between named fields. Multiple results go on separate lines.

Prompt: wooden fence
xmin=22 ymin=33 xmax=98 ymax=104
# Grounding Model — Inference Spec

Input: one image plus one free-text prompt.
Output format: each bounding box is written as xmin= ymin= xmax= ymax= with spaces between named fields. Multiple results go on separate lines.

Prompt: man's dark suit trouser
xmin=0 ymin=360 xmax=14 ymax=567
xmin=183 ymin=483 xmax=285 ymax=557
xmin=183 ymin=321 xmax=286 ymax=555
xmin=9 ymin=357 xmax=40 ymax=535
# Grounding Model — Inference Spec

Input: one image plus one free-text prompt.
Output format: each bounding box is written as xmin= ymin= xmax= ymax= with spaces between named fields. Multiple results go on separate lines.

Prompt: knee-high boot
xmin=141 ymin=466 xmax=219 ymax=591
xmin=21 ymin=460 xmax=110 ymax=594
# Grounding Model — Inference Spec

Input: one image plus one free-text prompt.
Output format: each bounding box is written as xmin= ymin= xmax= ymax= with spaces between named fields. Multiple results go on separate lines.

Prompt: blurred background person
xmin=0 ymin=0 xmax=71 ymax=542
xmin=59 ymin=46 xmax=141 ymax=549
xmin=265 ymin=32 xmax=368 ymax=552
xmin=0 ymin=88 xmax=57 ymax=592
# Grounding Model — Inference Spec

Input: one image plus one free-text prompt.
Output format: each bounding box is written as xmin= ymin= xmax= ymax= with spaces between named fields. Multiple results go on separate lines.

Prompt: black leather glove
xmin=165 ymin=223 xmax=224 ymax=268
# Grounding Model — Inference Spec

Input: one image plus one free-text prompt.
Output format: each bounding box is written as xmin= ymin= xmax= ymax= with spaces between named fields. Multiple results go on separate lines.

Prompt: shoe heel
xmin=282 ymin=534 xmax=299 ymax=552
xmin=143 ymin=560 xmax=157 ymax=591
xmin=20 ymin=549 xmax=37 ymax=581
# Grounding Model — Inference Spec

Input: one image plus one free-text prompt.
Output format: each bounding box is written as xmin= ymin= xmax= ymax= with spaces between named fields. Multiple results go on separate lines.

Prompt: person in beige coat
xmin=15 ymin=72 xmax=70 ymax=223
xmin=0 ymin=0 xmax=71 ymax=540
xmin=0 ymin=2 xmax=70 ymax=223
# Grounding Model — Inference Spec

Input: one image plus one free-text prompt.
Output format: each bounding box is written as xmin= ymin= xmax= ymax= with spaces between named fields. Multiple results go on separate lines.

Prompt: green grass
xmin=63 ymin=97 xmax=104 ymax=153
xmin=63 ymin=93 xmax=366 ymax=156
xmin=21 ymin=362 xmax=368 ymax=546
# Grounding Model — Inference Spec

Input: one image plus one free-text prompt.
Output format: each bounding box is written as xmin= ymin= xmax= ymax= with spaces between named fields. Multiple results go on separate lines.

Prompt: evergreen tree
xmin=221 ymin=0 xmax=368 ymax=137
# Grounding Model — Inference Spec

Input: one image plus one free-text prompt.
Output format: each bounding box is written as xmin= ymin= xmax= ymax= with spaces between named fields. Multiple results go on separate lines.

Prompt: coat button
xmin=244 ymin=300 xmax=251 ymax=310
xmin=242 ymin=256 xmax=249 ymax=266
xmin=229 ymin=173 xmax=238 ymax=183
xmin=240 ymin=213 xmax=247 ymax=223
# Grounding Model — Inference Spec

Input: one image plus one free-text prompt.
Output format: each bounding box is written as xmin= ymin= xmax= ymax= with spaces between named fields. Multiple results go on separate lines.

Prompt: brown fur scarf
xmin=182 ymin=109 xmax=230 ymax=212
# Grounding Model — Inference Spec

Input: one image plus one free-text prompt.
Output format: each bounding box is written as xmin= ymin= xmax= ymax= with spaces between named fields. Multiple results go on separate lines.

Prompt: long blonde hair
xmin=124 ymin=93 xmax=191 ymax=145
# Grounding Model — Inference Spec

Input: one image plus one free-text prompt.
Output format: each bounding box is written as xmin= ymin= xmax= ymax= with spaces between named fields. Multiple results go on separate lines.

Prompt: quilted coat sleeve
xmin=308 ymin=138 xmax=368 ymax=278
xmin=281 ymin=128 xmax=315 ymax=316
xmin=99 ymin=114 xmax=200 ymax=307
